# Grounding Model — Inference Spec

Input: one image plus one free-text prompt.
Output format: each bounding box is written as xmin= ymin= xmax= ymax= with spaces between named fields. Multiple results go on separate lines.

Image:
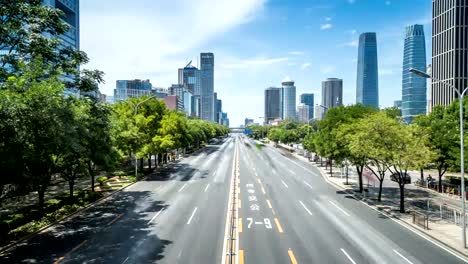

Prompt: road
xmin=0 ymin=134 xmax=467 ymax=263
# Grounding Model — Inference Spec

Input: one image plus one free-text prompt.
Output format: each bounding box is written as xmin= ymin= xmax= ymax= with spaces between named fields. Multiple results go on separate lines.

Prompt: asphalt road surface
xmin=0 ymin=134 xmax=467 ymax=263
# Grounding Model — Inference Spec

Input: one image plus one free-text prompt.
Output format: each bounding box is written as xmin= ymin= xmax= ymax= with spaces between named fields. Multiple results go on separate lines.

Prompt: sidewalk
xmin=285 ymin=149 xmax=468 ymax=257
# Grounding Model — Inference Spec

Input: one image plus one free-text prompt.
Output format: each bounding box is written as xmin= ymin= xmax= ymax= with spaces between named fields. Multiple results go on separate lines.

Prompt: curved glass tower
xmin=356 ymin=32 xmax=379 ymax=108
xmin=402 ymin=24 xmax=426 ymax=123
xmin=282 ymin=77 xmax=296 ymax=121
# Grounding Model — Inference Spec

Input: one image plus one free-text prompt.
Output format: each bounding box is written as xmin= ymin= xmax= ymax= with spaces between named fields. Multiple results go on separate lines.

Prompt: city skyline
xmin=80 ymin=0 xmax=432 ymax=126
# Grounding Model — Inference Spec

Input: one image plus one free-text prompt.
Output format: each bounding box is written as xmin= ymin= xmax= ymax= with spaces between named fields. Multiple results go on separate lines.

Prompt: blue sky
xmin=80 ymin=0 xmax=432 ymax=126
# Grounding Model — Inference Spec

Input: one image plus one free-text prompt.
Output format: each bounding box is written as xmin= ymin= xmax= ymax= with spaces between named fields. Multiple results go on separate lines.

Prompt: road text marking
xmin=187 ymin=207 xmax=198 ymax=225
xmin=393 ymin=249 xmax=414 ymax=264
xmin=274 ymin=218 xmax=284 ymax=233
xmin=329 ymin=200 xmax=350 ymax=216
xmin=288 ymin=249 xmax=298 ymax=264
xmin=340 ymin=248 xmax=357 ymax=264
xmin=299 ymin=200 xmax=313 ymax=216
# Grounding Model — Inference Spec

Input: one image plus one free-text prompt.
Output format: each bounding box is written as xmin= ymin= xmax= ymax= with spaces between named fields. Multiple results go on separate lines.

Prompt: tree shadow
xmin=0 ymin=190 xmax=172 ymax=264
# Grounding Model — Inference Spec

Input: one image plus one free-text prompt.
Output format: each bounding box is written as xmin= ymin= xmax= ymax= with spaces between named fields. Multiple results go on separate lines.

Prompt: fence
xmin=412 ymin=211 xmax=429 ymax=229
xmin=410 ymin=199 xmax=468 ymax=227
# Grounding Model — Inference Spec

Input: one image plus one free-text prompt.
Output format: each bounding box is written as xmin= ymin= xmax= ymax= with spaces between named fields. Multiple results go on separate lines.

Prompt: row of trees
xmin=247 ymin=103 xmax=467 ymax=213
xmin=0 ymin=1 xmax=229 ymax=208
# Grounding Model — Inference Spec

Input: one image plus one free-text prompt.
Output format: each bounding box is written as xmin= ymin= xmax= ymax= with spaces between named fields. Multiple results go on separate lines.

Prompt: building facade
xmin=297 ymin=103 xmax=310 ymax=123
xmin=431 ymin=0 xmax=468 ymax=108
xmin=322 ymin=78 xmax=343 ymax=111
xmin=356 ymin=32 xmax=379 ymax=108
xmin=264 ymin=87 xmax=283 ymax=124
xmin=216 ymin=98 xmax=223 ymax=124
xmin=114 ymin=79 xmax=152 ymax=101
xmin=314 ymin=104 xmax=325 ymax=120
xmin=282 ymin=77 xmax=296 ymax=120
xmin=300 ymin=93 xmax=314 ymax=119
xmin=402 ymin=24 xmax=427 ymax=123
xmin=200 ymin=52 xmax=215 ymax=122
xmin=178 ymin=62 xmax=201 ymax=95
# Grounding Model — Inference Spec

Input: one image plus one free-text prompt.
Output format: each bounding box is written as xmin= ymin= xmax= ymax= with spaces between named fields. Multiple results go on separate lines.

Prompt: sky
xmin=80 ymin=0 xmax=432 ymax=127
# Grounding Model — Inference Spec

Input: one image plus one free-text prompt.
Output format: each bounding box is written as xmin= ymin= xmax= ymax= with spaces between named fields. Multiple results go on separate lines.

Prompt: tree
xmin=268 ymin=128 xmax=282 ymax=145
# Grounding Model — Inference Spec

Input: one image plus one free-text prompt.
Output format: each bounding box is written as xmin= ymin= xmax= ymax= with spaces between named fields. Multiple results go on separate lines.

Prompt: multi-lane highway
xmin=0 ymin=134 xmax=467 ymax=263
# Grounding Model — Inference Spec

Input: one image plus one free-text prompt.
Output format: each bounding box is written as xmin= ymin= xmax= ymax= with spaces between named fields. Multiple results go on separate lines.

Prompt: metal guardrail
xmin=412 ymin=211 xmax=429 ymax=229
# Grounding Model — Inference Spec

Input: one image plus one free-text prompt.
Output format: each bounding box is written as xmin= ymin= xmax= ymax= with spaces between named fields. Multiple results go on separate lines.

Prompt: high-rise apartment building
xmin=200 ymin=52 xmax=215 ymax=122
xmin=431 ymin=0 xmax=468 ymax=108
xmin=300 ymin=93 xmax=314 ymax=119
xmin=282 ymin=77 xmax=296 ymax=120
xmin=322 ymin=78 xmax=343 ymax=111
xmin=314 ymin=104 xmax=325 ymax=120
xmin=297 ymin=103 xmax=310 ymax=123
xmin=264 ymin=87 xmax=283 ymax=124
xmin=356 ymin=32 xmax=379 ymax=108
xmin=402 ymin=25 xmax=427 ymax=123
xmin=114 ymin=79 xmax=152 ymax=101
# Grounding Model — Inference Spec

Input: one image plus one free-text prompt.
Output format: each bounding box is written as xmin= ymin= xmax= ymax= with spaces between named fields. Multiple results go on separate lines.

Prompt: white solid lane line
xmin=281 ymin=180 xmax=289 ymax=188
xmin=187 ymin=207 xmax=198 ymax=225
xmin=329 ymin=200 xmax=350 ymax=216
xmin=287 ymin=168 xmax=297 ymax=175
xmin=148 ymin=208 xmax=165 ymax=224
xmin=393 ymin=249 xmax=414 ymax=264
xmin=303 ymin=181 xmax=313 ymax=190
xmin=204 ymin=183 xmax=210 ymax=192
xmin=340 ymin=248 xmax=357 ymax=264
xmin=299 ymin=200 xmax=313 ymax=216
xmin=178 ymin=183 xmax=188 ymax=192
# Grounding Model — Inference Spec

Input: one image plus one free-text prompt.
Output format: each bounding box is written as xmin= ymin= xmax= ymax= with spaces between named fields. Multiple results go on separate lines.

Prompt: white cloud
xmin=341 ymin=40 xmax=358 ymax=47
xmin=221 ymin=57 xmax=289 ymax=69
xmin=80 ymin=0 xmax=266 ymax=94
xmin=379 ymin=68 xmax=395 ymax=76
xmin=350 ymin=29 xmax=357 ymax=35
xmin=301 ymin=62 xmax=311 ymax=70
xmin=289 ymin=51 xmax=304 ymax=55
xmin=320 ymin=24 xmax=333 ymax=30
xmin=320 ymin=65 xmax=335 ymax=74
xmin=325 ymin=17 xmax=332 ymax=21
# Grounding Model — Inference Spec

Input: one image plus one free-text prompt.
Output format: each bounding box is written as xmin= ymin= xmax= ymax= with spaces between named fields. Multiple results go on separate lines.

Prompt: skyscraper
xmin=178 ymin=61 xmax=201 ymax=95
xmin=402 ymin=25 xmax=427 ymax=123
xmin=322 ymin=78 xmax=343 ymax=110
xmin=356 ymin=32 xmax=379 ymax=108
xmin=264 ymin=87 xmax=282 ymax=124
xmin=300 ymin=93 xmax=314 ymax=119
xmin=297 ymin=103 xmax=310 ymax=123
xmin=431 ymin=0 xmax=468 ymax=108
xmin=282 ymin=77 xmax=296 ymax=120
xmin=114 ymin=79 xmax=152 ymax=101
xmin=216 ymin=98 xmax=223 ymax=124
xmin=200 ymin=52 xmax=215 ymax=122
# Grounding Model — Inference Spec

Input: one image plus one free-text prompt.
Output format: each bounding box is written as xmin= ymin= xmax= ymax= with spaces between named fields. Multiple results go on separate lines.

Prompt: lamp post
xmin=127 ymin=95 xmax=158 ymax=179
xmin=410 ymin=67 xmax=468 ymax=248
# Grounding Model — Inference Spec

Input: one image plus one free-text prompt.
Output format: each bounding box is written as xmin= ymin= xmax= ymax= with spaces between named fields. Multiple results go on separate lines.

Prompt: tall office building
xmin=282 ymin=77 xmax=297 ymax=120
xmin=264 ymin=87 xmax=283 ymax=124
xmin=216 ymin=98 xmax=223 ymax=124
xmin=43 ymin=0 xmax=80 ymax=49
xmin=300 ymin=93 xmax=314 ymax=119
xmin=402 ymin=25 xmax=427 ymax=123
xmin=200 ymin=52 xmax=215 ymax=122
xmin=356 ymin=32 xmax=379 ymax=108
xmin=297 ymin=104 xmax=310 ymax=123
xmin=431 ymin=0 xmax=468 ymax=108
xmin=314 ymin=104 xmax=325 ymax=120
xmin=322 ymin=78 xmax=343 ymax=110
xmin=214 ymin=92 xmax=222 ymax=124
xmin=169 ymin=84 xmax=191 ymax=113
xmin=178 ymin=61 xmax=201 ymax=95
xmin=114 ymin=79 xmax=152 ymax=101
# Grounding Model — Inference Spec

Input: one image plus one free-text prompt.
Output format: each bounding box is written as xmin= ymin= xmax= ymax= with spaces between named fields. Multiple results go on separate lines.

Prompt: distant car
xmin=390 ymin=173 xmax=411 ymax=184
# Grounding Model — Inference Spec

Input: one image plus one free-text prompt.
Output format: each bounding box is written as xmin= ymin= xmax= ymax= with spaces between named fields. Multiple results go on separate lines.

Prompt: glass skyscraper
xmin=322 ymin=78 xmax=343 ymax=115
xmin=114 ymin=79 xmax=152 ymax=101
xmin=200 ymin=53 xmax=215 ymax=122
xmin=282 ymin=77 xmax=297 ymax=121
xmin=402 ymin=25 xmax=427 ymax=123
xmin=356 ymin=32 xmax=379 ymax=108
xmin=264 ymin=87 xmax=282 ymax=124
xmin=300 ymin=93 xmax=314 ymax=119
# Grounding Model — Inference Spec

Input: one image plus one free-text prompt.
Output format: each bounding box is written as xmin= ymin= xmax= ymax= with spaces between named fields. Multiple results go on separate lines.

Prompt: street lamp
xmin=127 ymin=95 xmax=158 ymax=179
xmin=410 ymin=67 xmax=468 ymax=248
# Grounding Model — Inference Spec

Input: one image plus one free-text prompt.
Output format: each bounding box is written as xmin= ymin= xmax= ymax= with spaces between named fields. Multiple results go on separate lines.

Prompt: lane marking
xmin=53 ymin=240 xmax=87 ymax=264
xmin=107 ymin=213 xmax=124 ymax=226
xmin=154 ymin=185 xmax=162 ymax=192
xmin=266 ymin=199 xmax=273 ymax=209
xmin=187 ymin=207 xmax=198 ymax=225
xmin=261 ymin=187 xmax=266 ymax=194
xmin=239 ymin=250 xmax=244 ymax=264
xmin=274 ymin=218 xmax=284 ymax=233
xmin=303 ymin=181 xmax=313 ymax=190
xmin=272 ymin=209 xmax=276 ymax=215
xmin=287 ymin=168 xmax=297 ymax=175
xmin=257 ymin=178 xmax=261 ymax=184
xmin=281 ymin=180 xmax=289 ymax=188
xmin=329 ymin=200 xmax=350 ymax=216
xmin=288 ymin=249 xmax=298 ymax=264
xmin=393 ymin=249 xmax=414 ymax=264
xmin=299 ymin=200 xmax=313 ymax=216
xmin=178 ymin=183 xmax=188 ymax=192
xmin=148 ymin=208 xmax=165 ymax=224
xmin=239 ymin=199 xmax=242 ymax=209
xmin=204 ymin=183 xmax=210 ymax=192
xmin=340 ymin=248 xmax=357 ymax=264
xmin=121 ymin=256 xmax=130 ymax=264
xmin=238 ymin=218 xmax=243 ymax=233
xmin=272 ymin=168 xmax=277 ymax=174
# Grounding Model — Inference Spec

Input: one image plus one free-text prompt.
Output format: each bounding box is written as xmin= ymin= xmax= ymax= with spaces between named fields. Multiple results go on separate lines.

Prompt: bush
xmin=97 ymin=176 xmax=108 ymax=186
xmin=114 ymin=170 xmax=126 ymax=177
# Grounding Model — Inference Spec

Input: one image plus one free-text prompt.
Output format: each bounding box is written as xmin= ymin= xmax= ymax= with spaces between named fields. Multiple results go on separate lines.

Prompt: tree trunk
xmin=69 ymin=179 xmax=74 ymax=199
xmin=345 ymin=164 xmax=349 ymax=185
xmin=438 ymin=167 xmax=443 ymax=193
xmin=148 ymin=156 xmax=152 ymax=171
xmin=420 ymin=168 xmax=424 ymax=184
xmin=88 ymin=161 xmax=95 ymax=192
xmin=378 ymin=179 xmax=383 ymax=201
xmin=38 ymin=188 xmax=45 ymax=209
xmin=139 ymin=158 xmax=144 ymax=173
xmin=329 ymin=160 xmax=333 ymax=177
xmin=399 ymin=184 xmax=405 ymax=213
xmin=356 ymin=165 xmax=364 ymax=193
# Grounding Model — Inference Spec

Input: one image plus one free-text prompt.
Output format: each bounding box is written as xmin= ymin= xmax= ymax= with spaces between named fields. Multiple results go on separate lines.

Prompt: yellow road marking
xmin=257 ymin=178 xmax=261 ymax=184
xmin=266 ymin=200 xmax=272 ymax=209
xmin=54 ymin=240 xmax=87 ymax=264
xmin=239 ymin=199 xmax=241 ymax=209
xmin=272 ymin=209 xmax=276 ymax=215
xmin=288 ymin=249 xmax=298 ymax=264
xmin=238 ymin=218 xmax=243 ymax=233
xmin=239 ymin=250 xmax=245 ymax=264
xmin=274 ymin=218 xmax=284 ymax=233
xmin=261 ymin=187 xmax=266 ymax=194
xmin=107 ymin=213 xmax=124 ymax=226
